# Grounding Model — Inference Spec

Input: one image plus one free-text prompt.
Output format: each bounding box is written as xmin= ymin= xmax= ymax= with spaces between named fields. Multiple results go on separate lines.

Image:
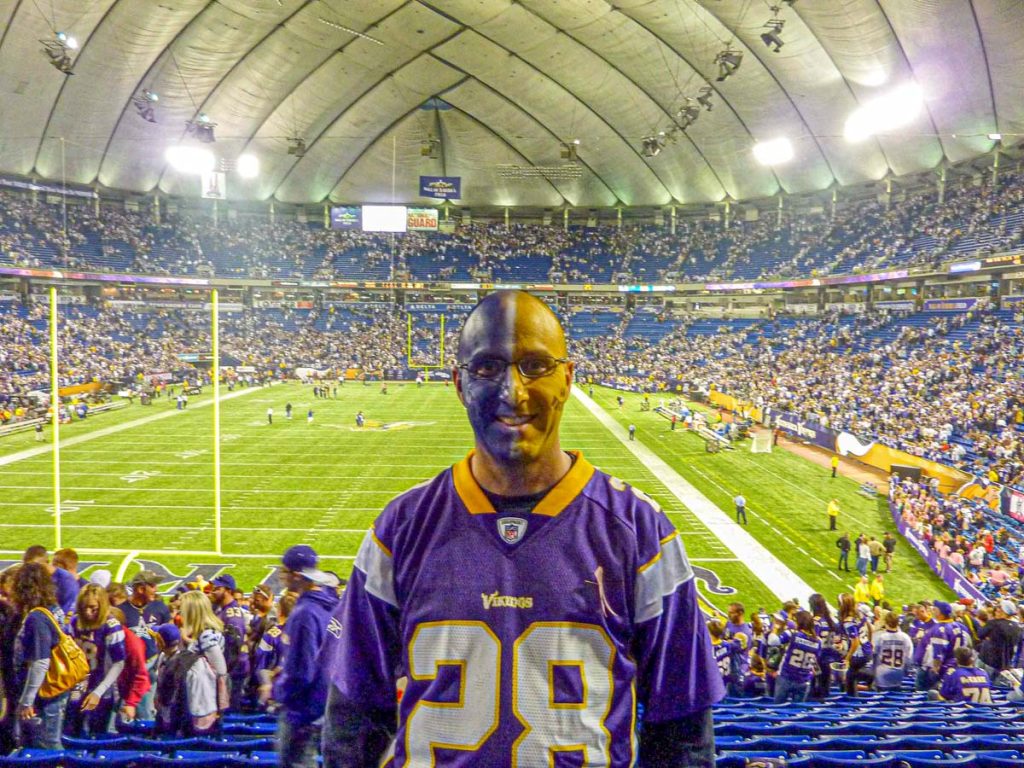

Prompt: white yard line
xmin=0 ymin=387 xmax=263 ymax=468
xmin=573 ymin=388 xmax=816 ymax=603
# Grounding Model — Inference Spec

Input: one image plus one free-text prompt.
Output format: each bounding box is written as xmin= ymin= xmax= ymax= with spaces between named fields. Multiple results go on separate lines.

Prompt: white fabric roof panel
xmin=0 ymin=0 xmax=1018 ymax=206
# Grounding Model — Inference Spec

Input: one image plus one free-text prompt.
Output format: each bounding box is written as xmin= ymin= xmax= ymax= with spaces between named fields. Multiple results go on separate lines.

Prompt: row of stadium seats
xmin=2 ymin=169 xmax=1022 ymax=283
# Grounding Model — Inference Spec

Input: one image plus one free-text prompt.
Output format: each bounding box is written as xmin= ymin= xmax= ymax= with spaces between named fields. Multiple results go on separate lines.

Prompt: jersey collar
xmin=452 ymin=450 xmax=594 ymax=518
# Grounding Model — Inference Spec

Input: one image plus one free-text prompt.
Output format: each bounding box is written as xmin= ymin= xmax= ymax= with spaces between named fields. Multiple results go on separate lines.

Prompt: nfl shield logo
xmin=498 ymin=516 xmax=527 ymax=545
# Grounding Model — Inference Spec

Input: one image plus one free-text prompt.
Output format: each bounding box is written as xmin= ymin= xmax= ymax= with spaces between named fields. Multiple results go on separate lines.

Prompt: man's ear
xmin=453 ymin=367 xmax=466 ymax=405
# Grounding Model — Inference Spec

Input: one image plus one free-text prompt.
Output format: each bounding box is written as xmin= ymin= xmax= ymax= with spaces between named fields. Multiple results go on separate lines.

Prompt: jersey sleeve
xmin=630 ymin=514 xmax=725 ymax=722
xmin=319 ymin=522 xmax=402 ymax=714
xmin=104 ymin=617 xmax=127 ymax=664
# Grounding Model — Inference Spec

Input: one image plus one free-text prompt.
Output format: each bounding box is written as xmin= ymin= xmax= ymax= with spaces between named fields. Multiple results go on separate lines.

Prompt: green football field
xmin=0 ymin=382 xmax=951 ymax=613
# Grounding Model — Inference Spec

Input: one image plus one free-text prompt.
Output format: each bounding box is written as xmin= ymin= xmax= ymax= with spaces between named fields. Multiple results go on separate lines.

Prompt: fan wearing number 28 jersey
xmin=319 ymin=291 xmax=724 ymax=767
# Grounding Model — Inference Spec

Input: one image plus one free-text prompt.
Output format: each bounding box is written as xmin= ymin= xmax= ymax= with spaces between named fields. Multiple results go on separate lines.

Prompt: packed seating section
xmin=1 ymin=170 xmax=1021 ymax=283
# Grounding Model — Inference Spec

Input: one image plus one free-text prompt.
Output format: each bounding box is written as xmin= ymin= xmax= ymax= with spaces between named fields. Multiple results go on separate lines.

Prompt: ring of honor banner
xmin=419 ymin=176 xmax=461 ymax=200
xmin=201 ymin=172 xmax=227 ymax=200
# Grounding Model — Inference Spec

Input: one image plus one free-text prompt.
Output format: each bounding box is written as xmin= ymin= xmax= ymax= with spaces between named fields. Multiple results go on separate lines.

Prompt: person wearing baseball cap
xmin=920 ymin=599 xmax=973 ymax=691
xmin=977 ymin=599 xmax=1021 ymax=681
xmin=209 ymin=573 xmax=249 ymax=708
xmin=120 ymin=569 xmax=170 ymax=721
xmin=274 ymin=545 xmax=340 ymax=768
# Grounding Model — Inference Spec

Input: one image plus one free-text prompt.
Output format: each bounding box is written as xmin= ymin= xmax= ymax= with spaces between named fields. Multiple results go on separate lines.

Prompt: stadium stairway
xmin=4 ymin=688 xmax=1024 ymax=766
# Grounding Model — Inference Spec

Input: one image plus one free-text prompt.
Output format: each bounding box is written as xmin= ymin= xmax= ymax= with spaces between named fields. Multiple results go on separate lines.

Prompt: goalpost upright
xmin=406 ymin=312 xmax=446 ymax=372
xmin=50 ymin=286 xmax=61 ymax=549
xmin=212 ymin=288 xmax=222 ymax=554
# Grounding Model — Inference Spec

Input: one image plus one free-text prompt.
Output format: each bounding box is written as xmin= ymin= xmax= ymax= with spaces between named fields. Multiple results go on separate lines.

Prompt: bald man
xmin=320 ymin=290 xmax=722 ymax=767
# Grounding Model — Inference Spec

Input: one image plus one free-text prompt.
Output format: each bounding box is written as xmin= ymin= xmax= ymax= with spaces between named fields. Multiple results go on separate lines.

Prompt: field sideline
xmin=0 ymin=381 xmax=951 ymax=611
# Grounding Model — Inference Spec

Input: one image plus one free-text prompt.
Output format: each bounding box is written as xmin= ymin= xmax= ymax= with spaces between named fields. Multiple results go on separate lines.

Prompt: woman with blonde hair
xmin=165 ymin=591 xmax=228 ymax=735
xmin=69 ymin=584 xmax=126 ymax=735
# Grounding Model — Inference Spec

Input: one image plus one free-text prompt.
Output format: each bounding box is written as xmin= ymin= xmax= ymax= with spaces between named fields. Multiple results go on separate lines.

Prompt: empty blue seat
xmin=976 ymin=723 xmax=1024 ymax=736
xmin=897 ymin=736 xmax=973 ymax=752
xmin=957 ymin=750 xmax=1024 ymax=767
xmin=220 ymin=724 xmax=275 ymax=737
xmin=716 ymin=751 xmax=789 ymax=768
xmin=62 ymin=736 xmax=132 ymax=752
xmin=964 ymin=736 xmax=1024 ymax=751
xmin=886 ymin=751 xmax=976 ymax=767
xmin=226 ymin=753 xmax=278 ymax=767
xmin=805 ymin=751 xmax=895 ymax=768
xmin=64 ymin=752 xmax=158 ymax=768
xmin=195 ymin=738 xmax=273 ymax=753
xmin=124 ymin=736 xmax=198 ymax=752
xmin=0 ymin=749 xmax=67 ymax=768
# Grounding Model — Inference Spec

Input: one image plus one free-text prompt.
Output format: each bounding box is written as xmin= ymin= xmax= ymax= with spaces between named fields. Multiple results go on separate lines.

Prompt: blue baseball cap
xmin=211 ymin=573 xmax=237 ymax=591
xmin=933 ymin=600 xmax=953 ymax=617
xmin=282 ymin=545 xmax=338 ymax=587
xmin=155 ymin=623 xmax=180 ymax=647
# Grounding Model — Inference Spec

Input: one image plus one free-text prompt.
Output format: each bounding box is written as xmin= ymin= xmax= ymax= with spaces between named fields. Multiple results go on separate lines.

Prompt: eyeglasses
xmin=458 ymin=355 xmax=569 ymax=381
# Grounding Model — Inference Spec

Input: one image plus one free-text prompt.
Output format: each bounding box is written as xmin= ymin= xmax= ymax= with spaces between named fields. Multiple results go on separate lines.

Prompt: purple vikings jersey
xmin=939 ymin=666 xmax=993 ymax=703
xmin=777 ymin=632 xmax=822 ymax=683
xmin=71 ymin=616 xmax=127 ymax=695
xmin=321 ymin=452 xmax=724 ymax=767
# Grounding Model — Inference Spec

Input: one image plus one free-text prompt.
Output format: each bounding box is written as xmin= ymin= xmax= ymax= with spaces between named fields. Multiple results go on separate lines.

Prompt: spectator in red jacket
xmin=110 ymin=608 xmax=150 ymax=721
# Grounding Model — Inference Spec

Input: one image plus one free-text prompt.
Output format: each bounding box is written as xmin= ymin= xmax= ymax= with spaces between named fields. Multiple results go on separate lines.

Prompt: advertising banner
xmin=875 ymin=300 xmax=916 ymax=311
xmin=330 ymin=206 xmax=361 ymax=230
xmin=890 ymin=502 xmax=986 ymax=602
xmin=1006 ymin=488 xmax=1024 ymax=523
xmin=923 ymin=298 xmax=978 ymax=312
xmin=406 ymin=303 xmax=474 ymax=313
xmin=1001 ymin=296 xmax=1024 ymax=308
xmin=419 ymin=176 xmax=461 ymax=200
xmin=407 ymin=207 xmax=439 ymax=231
xmin=768 ymin=409 xmax=969 ymax=493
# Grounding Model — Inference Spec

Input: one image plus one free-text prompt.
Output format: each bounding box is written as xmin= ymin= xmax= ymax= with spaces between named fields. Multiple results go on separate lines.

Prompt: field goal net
xmin=750 ymin=432 xmax=773 ymax=454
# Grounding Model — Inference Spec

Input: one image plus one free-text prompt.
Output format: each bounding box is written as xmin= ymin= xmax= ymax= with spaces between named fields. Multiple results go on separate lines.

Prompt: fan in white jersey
xmin=873 ymin=611 xmax=913 ymax=691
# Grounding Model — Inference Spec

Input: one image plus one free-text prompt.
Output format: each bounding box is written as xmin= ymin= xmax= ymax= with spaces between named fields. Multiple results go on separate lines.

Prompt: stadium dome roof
xmin=1 ymin=0 xmax=1020 ymax=208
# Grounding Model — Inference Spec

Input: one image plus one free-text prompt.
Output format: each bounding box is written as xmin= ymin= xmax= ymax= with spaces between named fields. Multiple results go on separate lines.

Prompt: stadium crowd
xmin=1 ymin=169 xmax=1021 ymax=284
xmin=573 ymin=302 xmax=1024 ymax=490
xmin=891 ymin=475 xmax=1024 ymax=603
xmin=3 ymin=296 xmax=1024 ymax=492
xmin=5 ymin=545 xmax=1024 ymax=764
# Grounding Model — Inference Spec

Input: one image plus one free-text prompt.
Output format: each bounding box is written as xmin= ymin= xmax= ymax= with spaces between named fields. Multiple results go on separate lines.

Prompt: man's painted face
xmin=456 ymin=295 xmax=573 ymax=467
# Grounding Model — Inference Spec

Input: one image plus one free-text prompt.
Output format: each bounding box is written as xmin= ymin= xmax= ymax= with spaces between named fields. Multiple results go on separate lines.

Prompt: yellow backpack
xmin=31 ymin=607 xmax=90 ymax=698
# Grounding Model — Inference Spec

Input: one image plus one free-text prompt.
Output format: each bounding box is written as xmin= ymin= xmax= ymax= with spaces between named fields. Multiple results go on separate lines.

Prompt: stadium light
xmin=715 ymin=49 xmax=743 ymax=82
xmin=844 ymin=83 xmax=924 ymax=143
xmin=641 ymin=135 xmax=664 ymax=158
xmin=760 ymin=20 xmax=785 ymax=52
xmin=753 ymin=137 xmax=794 ymax=166
xmin=237 ymin=153 xmax=259 ymax=179
xmin=988 ymin=133 xmax=1002 ymax=141
xmin=40 ymin=36 xmax=76 ymax=75
xmin=165 ymin=145 xmax=216 ymax=175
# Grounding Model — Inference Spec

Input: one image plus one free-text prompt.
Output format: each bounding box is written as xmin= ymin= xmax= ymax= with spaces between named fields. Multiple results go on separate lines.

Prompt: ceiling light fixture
xmin=165 ymin=145 xmax=216 ymax=175
xmin=760 ymin=7 xmax=786 ymax=53
xmin=753 ymin=137 xmax=794 ymax=166
xmin=715 ymin=48 xmax=743 ymax=82
xmin=132 ymin=89 xmax=159 ymax=123
xmin=236 ymin=153 xmax=259 ymax=179
xmin=843 ymin=83 xmax=924 ymax=143
xmin=186 ymin=113 xmax=217 ymax=143
xmin=40 ymin=35 xmax=76 ymax=75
